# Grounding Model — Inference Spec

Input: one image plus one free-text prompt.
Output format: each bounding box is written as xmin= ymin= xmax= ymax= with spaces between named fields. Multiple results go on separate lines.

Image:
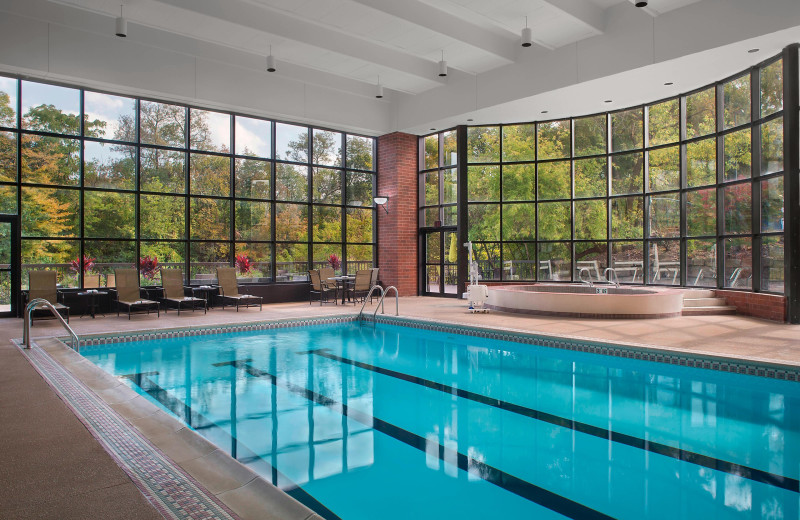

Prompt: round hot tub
xmin=486 ymin=284 xmax=684 ymax=318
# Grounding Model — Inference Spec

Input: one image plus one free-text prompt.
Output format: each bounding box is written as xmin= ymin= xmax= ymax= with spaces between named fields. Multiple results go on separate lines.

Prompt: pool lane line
xmin=299 ymin=348 xmax=800 ymax=494
xmin=219 ymin=359 xmax=615 ymax=520
xmin=121 ymin=370 xmax=344 ymax=520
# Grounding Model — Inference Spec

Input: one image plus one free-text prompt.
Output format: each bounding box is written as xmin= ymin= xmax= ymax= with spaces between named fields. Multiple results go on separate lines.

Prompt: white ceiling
xmin=46 ymin=0 xmax=704 ymax=94
xmin=0 ymin=0 xmax=798 ymax=135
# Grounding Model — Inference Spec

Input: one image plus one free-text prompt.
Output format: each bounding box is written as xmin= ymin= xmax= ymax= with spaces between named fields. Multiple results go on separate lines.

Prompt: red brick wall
xmin=716 ymin=290 xmax=787 ymax=322
xmin=377 ymin=132 xmax=418 ymax=296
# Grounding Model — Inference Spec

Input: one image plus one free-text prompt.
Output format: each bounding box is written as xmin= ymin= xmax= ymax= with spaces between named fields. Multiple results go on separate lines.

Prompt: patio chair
xmin=319 ymin=266 xmax=338 ymax=299
xmin=369 ymin=268 xmax=381 ymax=302
xmin=215 ymin=267 xmax=262 ymax=311
xmin=84 ymin=273 xmax=101 ymax=289
xmin=27 ymin=270 xmax=69 ymax=324
xmin=309 ymin=269 xmax=336 ymax=305
xmin=114 ymin=268 xmax=160 ymax=319
xmin=346 ymin=269 xmax=372 ymax=304
xmin=160 ymin=268 xmax=206 ymax=315
xmin=105 ymin=273 xmax=115 ymax=288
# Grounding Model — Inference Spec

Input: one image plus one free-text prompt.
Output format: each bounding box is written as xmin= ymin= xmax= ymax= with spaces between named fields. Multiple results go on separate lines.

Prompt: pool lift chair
xmin=463 ymin=242 xmax=489 ymax=313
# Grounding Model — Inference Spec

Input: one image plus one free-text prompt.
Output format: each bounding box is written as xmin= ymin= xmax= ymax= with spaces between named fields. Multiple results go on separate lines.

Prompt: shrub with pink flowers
xmin=139 ymin=255 xmax=159 ymax=280
xmin=235 ymin=254 xmax=252 ymax=275
xmin=70 ymin=254 xmax=95 ymax=273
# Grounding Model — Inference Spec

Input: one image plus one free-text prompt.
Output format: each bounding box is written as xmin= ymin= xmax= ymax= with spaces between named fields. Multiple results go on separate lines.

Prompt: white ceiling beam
xmin=542 ymin=0 xmax=606 ymax=34
xmin=154 ymin=0 xmax=447 ymax=86
xmin=349 ymin=0 xmax=516 ymax=63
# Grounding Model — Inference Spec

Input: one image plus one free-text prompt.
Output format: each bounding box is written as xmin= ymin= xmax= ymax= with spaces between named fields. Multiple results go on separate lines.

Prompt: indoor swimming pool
xmin=81 ymin=320 xmax=800 ymax=519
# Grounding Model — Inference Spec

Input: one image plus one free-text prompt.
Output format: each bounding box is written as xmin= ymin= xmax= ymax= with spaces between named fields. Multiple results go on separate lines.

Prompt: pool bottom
xmin=20 ymin=313 xmax=800 ymax=520
xmin=16 ymin=336 xmax=322 ymax=520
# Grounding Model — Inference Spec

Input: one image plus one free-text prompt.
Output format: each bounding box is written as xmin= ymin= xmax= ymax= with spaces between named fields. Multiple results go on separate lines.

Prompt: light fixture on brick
xmin=374 ymin=196 xmax=389 ymax=214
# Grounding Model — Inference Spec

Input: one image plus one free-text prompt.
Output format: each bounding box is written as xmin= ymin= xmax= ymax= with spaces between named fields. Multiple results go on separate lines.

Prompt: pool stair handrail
xmin=23 ymin=298 xmax=79 ymax=351
xmin=357 ymin=285 xmax=399 ymax=323
xmin=602 ymin=267 xmax=621 ymax=288
xmin=358 ymin=285 xmax=384 ymax=320
xmin=578 ymin=267 xmax=594 ymax=287
xmin=374 ymin=286 xmax=399 ymax=320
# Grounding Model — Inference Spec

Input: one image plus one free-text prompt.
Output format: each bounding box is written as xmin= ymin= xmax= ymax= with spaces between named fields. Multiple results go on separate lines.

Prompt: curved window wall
xmin=0 ymin=77 xmax=376 ymax=288
xmin=421 ymin=53 xmax=787 ymax=293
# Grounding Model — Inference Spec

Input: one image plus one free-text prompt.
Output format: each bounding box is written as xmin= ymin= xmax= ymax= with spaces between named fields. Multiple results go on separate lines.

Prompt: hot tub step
xmin=683 ymin=297 xmax=728 ymax=307
xmin=682 ymin=305 xmax=738 ymax=316
xmin=681 ymin=289 xmax=717 ymax=299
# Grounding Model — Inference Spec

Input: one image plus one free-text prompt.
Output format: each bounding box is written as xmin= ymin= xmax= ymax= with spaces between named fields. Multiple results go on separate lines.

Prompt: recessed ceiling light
xmin=604 ymin=100 xmax=613 ymax=103
xmin=430 ymin=128 xmax=436 ymax=131
xmin=748 ymin=48 xmax=760 ymax=53
xmin=664 ymin=82 xmax=673 ymax=86
xmin=635 ymin=1 xmax=648 ymax=6
xmin=541 ymin=110 xmax=548 ymax=114
xmin=467 ymin=118 xmax=474 ymax=122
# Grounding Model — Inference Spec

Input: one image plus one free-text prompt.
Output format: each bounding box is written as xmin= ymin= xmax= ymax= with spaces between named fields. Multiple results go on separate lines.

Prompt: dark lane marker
xmin=299 ymin=348 xmax=799 ymax=494
xmin=219 ymin=359 xmax=615 ymax=520
xmin=121 ymin=370 xmax=343 ymax=520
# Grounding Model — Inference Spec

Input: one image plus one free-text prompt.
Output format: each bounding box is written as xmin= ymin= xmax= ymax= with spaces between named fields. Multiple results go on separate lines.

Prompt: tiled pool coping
xmin=16 ymin=312 xmax=800 ymax=520
xmin=74 ymin=313 xmax=800 ymax=381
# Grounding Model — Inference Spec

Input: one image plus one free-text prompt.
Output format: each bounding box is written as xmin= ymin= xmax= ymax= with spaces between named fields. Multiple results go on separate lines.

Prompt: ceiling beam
xmin=154 ymin=0 xmax=447 ymax=87
xmin=349 ymin=0 xmax=516 ymax=63
xmin=542 ymin=0 xmax=606 ymax=34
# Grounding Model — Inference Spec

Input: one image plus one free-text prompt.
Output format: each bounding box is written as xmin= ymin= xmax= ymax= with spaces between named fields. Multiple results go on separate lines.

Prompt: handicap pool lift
xmin=463 ymin=242 xmax=489 ymax=313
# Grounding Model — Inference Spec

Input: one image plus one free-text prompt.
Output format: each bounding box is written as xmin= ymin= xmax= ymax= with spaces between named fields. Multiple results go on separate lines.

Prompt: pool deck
xmin=2 ymin=296 xmax=800 ymax=519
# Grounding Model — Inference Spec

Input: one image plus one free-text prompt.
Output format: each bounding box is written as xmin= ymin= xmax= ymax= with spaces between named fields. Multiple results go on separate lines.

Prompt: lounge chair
xmin=309 ymin=269 xmax=336 ymax=305
xmin=27 ymin=270 xmax=69 ymax=324
xmin=346 ymin=269 xmax=372 ymax=304
xmin=160 ymin=268 xmax=206 ymax=315
xmin=106 ymin=273 xmax=115 ymax=288
xmin=114 ymin=268 xmax=160 ymax=319
xmin=215 ymin=267 xmax=262 ymax=311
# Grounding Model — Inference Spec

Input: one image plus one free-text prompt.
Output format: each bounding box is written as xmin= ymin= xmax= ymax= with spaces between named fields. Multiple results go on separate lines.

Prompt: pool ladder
xmin=22 ymin=298 xmax=80 ymax=351
xmin=358 ymin=285 xmax=399 ymax=325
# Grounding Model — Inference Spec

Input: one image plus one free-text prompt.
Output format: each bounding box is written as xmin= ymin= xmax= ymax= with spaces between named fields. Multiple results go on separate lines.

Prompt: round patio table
xmin=328 ymin=275 xmax=355 ymax=305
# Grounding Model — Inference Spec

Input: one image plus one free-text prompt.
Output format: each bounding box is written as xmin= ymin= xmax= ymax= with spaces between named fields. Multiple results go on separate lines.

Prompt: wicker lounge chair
xmin=160 ymin=268 xmax=206 ymax=315
xmin=215 ymin=267 xmax=262 ymax=311
xmin=27 ymin=270 xmax=69 ymax=324
xmin=114 ymin=268 xmax=160 ymax=319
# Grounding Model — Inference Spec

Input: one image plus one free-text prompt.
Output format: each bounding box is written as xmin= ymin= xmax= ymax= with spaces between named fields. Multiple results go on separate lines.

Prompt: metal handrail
xmin=357 ymin=285 xmax=385 ymax=320
xmin=374 ymin=286 xmax=399 ymax=319
xmin=23 ymin=298 xmax=79 ymax=351
xmin=603 ymin=267 xmax=621 ymax=288
xmin=578 ymin=268 xmax=594 ymax=287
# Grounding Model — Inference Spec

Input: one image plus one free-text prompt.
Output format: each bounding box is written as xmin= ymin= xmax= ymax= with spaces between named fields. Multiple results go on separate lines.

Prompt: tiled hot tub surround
xmin=71 ymin=313 xmax=800 ymax=382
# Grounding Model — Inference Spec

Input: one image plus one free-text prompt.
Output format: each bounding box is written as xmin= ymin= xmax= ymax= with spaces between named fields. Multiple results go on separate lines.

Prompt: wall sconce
xmin=373 ymin=196 xmax=389 ymax=214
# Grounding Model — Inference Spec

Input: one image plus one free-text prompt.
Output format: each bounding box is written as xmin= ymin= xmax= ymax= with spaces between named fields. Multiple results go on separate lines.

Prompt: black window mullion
xmin=184 ymin=106 xmax=190 ymax=282
xmin=79 ymin=89 xmax=85 ymax=289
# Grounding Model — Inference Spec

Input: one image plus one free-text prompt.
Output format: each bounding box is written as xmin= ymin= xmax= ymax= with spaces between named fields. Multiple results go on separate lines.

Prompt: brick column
xmin=377 ymin=132 xmax=418 ymax=296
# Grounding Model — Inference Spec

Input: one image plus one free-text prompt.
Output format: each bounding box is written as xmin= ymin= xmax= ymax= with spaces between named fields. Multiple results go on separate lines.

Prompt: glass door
xmin=0 ymin=216 xmax=19 ymax=317
xmin=422 ymin=229 xmax=458 ymax=296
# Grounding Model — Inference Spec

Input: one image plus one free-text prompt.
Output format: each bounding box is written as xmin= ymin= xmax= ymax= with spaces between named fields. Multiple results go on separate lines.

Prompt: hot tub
xmin=486 ymin=284 xmax=684 ymax=318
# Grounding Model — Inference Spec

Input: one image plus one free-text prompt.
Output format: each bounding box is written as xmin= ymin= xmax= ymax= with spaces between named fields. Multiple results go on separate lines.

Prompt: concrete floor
xmin=3 ymin=296 xmax=800 ymax=519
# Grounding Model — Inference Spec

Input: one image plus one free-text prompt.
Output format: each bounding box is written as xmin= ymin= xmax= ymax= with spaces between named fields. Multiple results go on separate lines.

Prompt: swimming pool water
xmin=82 ymin=322 xmax=800 ymax=519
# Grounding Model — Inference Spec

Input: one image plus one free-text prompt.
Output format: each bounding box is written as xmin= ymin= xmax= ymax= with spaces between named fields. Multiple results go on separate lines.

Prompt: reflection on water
xmin=83 ymin=323 xmax=800 ymax=520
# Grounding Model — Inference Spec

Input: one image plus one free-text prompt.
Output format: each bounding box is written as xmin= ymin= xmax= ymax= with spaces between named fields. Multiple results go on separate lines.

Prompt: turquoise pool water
xmin=82 ymin=322 xmax=800 ymax=519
